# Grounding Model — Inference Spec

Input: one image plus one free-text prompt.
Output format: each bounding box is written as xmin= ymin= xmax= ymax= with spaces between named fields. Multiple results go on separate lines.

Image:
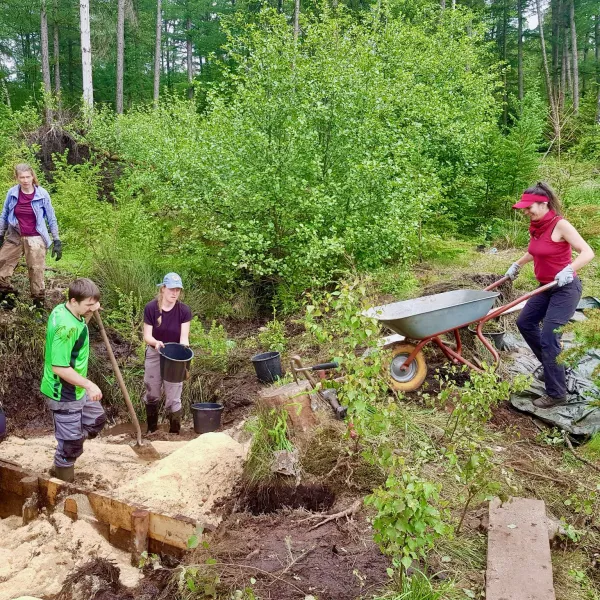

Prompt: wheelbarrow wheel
xmin=385 ymin=343 xmax=427 ymax=392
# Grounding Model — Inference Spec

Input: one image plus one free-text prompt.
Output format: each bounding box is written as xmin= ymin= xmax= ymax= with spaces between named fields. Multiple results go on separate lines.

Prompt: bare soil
xmin=489 ymin=401 xmax=539 ymax=440
xmin=205 ymin=508 xmax=389 ymax=600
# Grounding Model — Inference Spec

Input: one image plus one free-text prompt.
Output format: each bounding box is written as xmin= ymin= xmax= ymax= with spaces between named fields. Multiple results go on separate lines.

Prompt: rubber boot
xmin=168 ymin=409 xmax=182 ymax=434
xmin=50 ymin=464 xmax=75 ymax=483
xmin=32 ymin=295 xmax=45 ymax=310
xmin=146 ymin=403 xmax=159 ymax=433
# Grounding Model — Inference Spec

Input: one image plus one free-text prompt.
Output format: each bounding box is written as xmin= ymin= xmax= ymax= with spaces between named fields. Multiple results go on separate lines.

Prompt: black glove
xmin=0 ymin=236 xmax=4 ymax=249
xmin=51 ymin=239 xmax=62 ymax=261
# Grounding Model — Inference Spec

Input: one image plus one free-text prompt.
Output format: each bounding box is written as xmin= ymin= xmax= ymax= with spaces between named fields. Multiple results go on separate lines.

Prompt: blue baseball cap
xmin=158 ymin=272 xmax=184 ymax=289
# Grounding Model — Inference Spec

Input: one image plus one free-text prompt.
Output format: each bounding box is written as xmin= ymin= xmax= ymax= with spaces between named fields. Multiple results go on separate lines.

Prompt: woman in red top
xmin=505 ymin=182 xmax=595 ymax=408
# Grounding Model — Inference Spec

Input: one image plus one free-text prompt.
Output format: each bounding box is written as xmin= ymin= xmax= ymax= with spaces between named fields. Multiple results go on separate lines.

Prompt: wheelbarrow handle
xmin=483 ymin=280 xmax=557 ymax=322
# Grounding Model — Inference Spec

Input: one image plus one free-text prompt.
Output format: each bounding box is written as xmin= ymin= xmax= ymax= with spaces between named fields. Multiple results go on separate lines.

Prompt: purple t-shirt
xmin=14 ymin=188 xmax=37 ymax=236
xmin=143 ymin=300 xmax=192 ymax=344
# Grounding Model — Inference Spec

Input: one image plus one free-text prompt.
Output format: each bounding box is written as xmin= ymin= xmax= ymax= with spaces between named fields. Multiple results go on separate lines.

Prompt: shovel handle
xmin=93 ymin=311 xmax=143 ymax=446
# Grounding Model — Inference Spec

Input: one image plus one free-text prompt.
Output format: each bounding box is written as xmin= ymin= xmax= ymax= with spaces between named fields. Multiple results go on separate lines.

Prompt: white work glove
xmin=555 ymin=265 xmax=574 ymax=287
xmin=505 ymin=262 xmax=521 ymax=281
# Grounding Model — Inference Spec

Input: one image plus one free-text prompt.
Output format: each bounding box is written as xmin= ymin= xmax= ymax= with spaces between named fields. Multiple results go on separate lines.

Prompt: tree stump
xmin=258 ymin=380 xmax=318 ymax=433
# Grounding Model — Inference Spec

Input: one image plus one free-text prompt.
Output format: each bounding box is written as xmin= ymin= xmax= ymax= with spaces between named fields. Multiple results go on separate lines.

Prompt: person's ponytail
xmin=156 ymin=286 xmax=164 ymax=328
xmin=524 ymin=181 xmax=563 ymax=215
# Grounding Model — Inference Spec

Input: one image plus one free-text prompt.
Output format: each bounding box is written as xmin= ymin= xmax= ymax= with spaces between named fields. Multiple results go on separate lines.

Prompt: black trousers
xmin=516 ymin=278 xmax=582 ymax=399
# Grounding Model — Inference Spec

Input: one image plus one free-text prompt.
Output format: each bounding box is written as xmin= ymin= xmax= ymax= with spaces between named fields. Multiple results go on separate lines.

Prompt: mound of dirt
xmin=0 ymin=512 xmax=140 ymax=600
xmin=0 ymin=436 xmax=188 ymax=490
xmin=115 ymin=432 xmax=248 ymax=527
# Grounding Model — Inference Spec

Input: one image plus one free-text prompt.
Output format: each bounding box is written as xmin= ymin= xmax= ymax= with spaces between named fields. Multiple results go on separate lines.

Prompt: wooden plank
xmin=149 ymin=511 xmax=197 ymax=548
xmin=0 ymin=463 xmax=197 ymax=551
xmin=487 ymin=497 xmax=555 ymax=600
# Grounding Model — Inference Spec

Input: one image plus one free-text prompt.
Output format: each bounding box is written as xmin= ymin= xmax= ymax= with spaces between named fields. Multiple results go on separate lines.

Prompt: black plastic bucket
xmin=251 ymin=351 xmax=282 ymax=383
xmin=468 ymin=326 xmax=506 ymax=351
xmin=159 ymin=343 xmax=194 ymax=383
xmin=192 ymin=403 xmax=224 ymax=434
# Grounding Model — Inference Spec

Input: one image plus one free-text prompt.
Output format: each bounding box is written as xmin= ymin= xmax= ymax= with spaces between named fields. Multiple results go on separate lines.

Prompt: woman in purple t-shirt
xmin=142 ymin=272 xmax=192 ymax=434
xmin=0 ymin=163 xmax=61 ymax=307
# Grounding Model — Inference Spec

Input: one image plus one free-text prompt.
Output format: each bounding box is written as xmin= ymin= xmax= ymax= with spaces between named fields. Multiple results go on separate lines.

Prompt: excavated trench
xmin=241 ymin=481 xmax=336 ymax=514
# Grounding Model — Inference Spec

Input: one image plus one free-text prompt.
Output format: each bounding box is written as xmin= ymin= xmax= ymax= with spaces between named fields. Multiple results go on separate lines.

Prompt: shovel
xmin=93 ymin=311 xmax=161 ymax=461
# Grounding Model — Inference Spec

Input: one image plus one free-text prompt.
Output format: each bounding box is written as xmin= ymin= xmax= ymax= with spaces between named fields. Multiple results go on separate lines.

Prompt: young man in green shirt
xmin=41 ymin=278 xmax=107 ymax=482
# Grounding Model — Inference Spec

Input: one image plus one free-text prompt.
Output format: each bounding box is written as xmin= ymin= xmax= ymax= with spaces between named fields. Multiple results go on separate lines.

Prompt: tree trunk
xmin=518 ymin=0 xmax=524 ymax=102
xmin=565 ymin=33 xmax=572 ymax=97
xmin=569 ymin=0 xmax=579 ymax=113
xmin=502 ymin=0 xmax=508 ymax=127
xmin=1 ymin=79 xmax=11 ymax=108
xmin=153 ymin=0 xmax=162 ymax=107
xmin=278 ymin=0 xmax=283 ymax=13
xmin=80 ymin=0 xmax=94 ymax=109
xmin=186 ymin=17 xmax=193 ymax=99
xmin=582 ymin=41 xmax=588 ymax=97
xmin=53 ymin=25 xmax=60 ymax=94
xmin=165 ymin=20 xmax=171 ymax=90
xmin=116 ymin=0 xmax=125 ymax=114
xmin=551 ymin=0 xmax=560 ymax=94
xmin=596 ymin=14 xmax=600 ymax=123
xmin=293 ymin=0 xmax=300 ymax=42
xmin=440 ymin=0 xmax=446 ymax=9
xmin=68 ymin=38 xmax=74 ymax=96
xmin=40 ymin=0 xmax=53 ymax=124
xmin=537 ymin=0 xmax=559 ymax=136
xmin=560 ymin=38 xmax=567 ymax=110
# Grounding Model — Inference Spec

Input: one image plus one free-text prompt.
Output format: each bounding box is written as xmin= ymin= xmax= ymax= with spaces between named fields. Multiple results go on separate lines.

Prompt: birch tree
xmin=80 ymin=0 xmax=93 ymax=108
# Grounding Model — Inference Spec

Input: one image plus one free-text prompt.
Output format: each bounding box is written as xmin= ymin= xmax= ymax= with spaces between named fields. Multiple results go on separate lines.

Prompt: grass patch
xmin=374 ymin=571 xmax=452 ymax=599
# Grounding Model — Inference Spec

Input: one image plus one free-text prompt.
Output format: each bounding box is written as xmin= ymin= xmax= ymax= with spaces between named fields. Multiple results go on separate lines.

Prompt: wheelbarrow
xmin=365 ymin=277 xmax=557 ymax=392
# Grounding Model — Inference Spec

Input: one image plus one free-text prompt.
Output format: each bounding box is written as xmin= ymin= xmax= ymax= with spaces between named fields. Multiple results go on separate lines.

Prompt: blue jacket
xmin=0 ymin=185 xmax=59 ymax=248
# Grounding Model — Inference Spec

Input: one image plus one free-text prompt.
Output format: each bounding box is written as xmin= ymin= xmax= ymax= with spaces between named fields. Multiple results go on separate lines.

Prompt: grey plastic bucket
xmin=192 ymin=403 xmax=224 ymax=434
xmin=251 ymin=351 xmax=282 ymax=383
xmin=159 ymin=342 xmax=194 ymax=383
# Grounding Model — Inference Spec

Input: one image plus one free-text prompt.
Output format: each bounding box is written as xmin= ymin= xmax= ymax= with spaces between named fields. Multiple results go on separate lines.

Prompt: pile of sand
xmin=0 ymin=435 xmax=188 ymax=491
xmin=0 ymin=512 xmax=140 ymax=600
xmin=115 ymin=432 xmax=248 ymax=526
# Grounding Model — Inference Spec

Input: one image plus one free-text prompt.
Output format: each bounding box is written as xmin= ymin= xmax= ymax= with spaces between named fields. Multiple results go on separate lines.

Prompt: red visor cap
xmin=512 ymin=193 xmax=549 ymax=209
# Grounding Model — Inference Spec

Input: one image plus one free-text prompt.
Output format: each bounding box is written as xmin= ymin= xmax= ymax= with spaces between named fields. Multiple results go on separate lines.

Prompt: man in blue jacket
xmin=0 ymin=163 xmax=61 ymax=307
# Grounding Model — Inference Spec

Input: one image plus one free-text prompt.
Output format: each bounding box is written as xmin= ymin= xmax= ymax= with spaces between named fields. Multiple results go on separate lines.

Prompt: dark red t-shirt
xmin=14 ymin=188 xmax=37 ymax=236
xmin=143 ymin=299 xmax=192 ymax=344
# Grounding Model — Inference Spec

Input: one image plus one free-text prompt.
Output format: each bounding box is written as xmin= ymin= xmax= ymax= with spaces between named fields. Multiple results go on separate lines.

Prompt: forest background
xmin=0 ymin=0 xmax=598 ymax=318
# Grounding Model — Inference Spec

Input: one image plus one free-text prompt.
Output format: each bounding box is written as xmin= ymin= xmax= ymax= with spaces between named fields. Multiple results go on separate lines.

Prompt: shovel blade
xmin=129 ymin=440 xmax=161 ymax=461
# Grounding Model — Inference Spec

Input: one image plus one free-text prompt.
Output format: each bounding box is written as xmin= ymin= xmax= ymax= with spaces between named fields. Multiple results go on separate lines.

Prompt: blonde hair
xmin=14 ymin=163 xmax=39 ymax=186
xmin=155 ymin=285 xmax=183 ymax=327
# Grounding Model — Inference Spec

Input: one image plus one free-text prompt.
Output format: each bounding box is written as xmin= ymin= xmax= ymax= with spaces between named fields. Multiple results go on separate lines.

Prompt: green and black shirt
xmin=41 ymin=303 xmax=89 ymax=402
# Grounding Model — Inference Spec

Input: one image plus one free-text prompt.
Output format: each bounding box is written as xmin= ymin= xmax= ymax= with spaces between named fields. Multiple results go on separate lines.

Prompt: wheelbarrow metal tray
xmin=367 ymin=289 xmax=500 ymax=340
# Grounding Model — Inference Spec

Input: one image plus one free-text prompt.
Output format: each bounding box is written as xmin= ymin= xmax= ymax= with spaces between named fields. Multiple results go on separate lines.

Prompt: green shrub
xmin=189 ymin=318 xmax=235 ymax=372
xmin=257 ymin=315 xmax=287 ymax=354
